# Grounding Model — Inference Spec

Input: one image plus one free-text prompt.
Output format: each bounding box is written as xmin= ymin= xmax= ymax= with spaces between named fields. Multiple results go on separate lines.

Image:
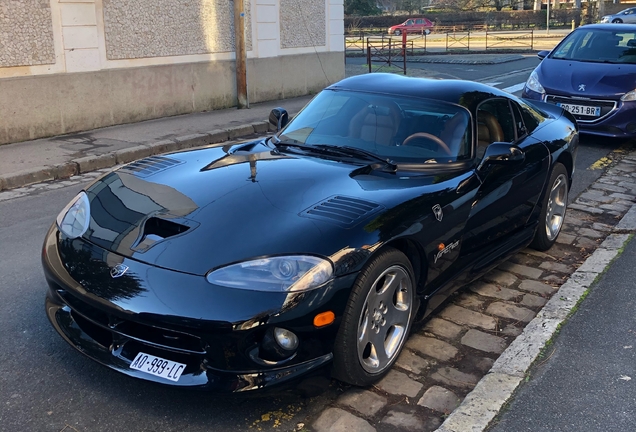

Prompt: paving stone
xmin=518 ymin=280 xmax=555 ymax=295
xmin=575 ymin=236 xmax=600 ymax=248
xmin=475 ymin=356 xmax=495 ymax=372
xmin=469 ymin=282 xmax=520 ymax=301
xmin=615 ymin=205 xmax=636 ymax=231
xmin=501 ymin=324 xmax=523 ymax=336
xmin=396 ymin=349 xmax=431 ymax=374
xmin=610 ymin=192 xmax=636 ymax=200
xmin=521 ymin=293 xmax=547 ymax=308
xmin=482 ymin=269 xmax=518 ymax=287
xmin=498 ymin=262 xmax=543 ymax=279
xmin=439 ymin=305 xmax=497 ymax=330
xmin=569 ymin=203 xmax=604 ymax=214
xmin=592 ymin=222 xmax=614 ymax=232
xmin=563 ymin=214 xmax=586 ymax=226
xmin=600 ymin=233 xmax=631 ymax=250
xmin=418 ymin=386 xmax=460 ymax=413
xmin=376 ymin=369 xmax=423 ymax=398
xmin=579 ymin=192 xmax=613 ymax=203
xmin=539 ymin=261 xmax=572 ymax=274
xmin=312 ymin=407 xmax=375 ymax=432
xmin=555 ymin=232 xmax=576 ymax=245
xmin=422 ymin=318 xmax=463 ymax=340
xmin=431 ymin=367 xmax=479 ymax=389
xmin=454 ymin=292 xmax=486 ymax=309
xmin=600 ymin=203 xmax=630 ymax=212
xmin=405 ymin=335 xmax=458 ymax=362
xmin=577 ymin=228 xmax=604 ymax=239
xmin=337 ymin=389 xmax=387 ymax=418
xmin=380 ymin=409 xmax=426 ymax=429
xmin=486 ymin=302 xmax=535 ymax=323
xmin=521 ymin=248 xmax=555 ymax=259
xmin=461 ymin=329 xmax=507 ymax=354
xmin=591 ymin=183 xmax=627 ymax=193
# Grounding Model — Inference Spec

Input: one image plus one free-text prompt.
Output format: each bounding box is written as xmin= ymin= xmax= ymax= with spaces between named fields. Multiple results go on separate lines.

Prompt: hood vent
xmin=120 ymin=155 xmax=183 ymax=177
xmin=133 ymin=217 xmax=191 ymax=252
xmin=301 ymin=196 xmax=383 ymax=228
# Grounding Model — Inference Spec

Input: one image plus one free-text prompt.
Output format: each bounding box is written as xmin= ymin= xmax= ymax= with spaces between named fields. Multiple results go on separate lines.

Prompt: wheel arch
xmin=375 ymin=238 xmax=427 ymax=296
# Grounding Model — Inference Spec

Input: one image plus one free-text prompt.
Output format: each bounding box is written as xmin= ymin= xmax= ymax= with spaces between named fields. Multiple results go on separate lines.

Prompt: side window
xmin=519 ymin=104 xmax=542 ymax=133
xmin=415 ymin=19 xmax=424 ymax=24
xmin=510 ymin=102 xmax=528 ymax=139
xmin=405 ymin=19 xmax=414 ymax=26
xmin=476 ymin=99 xmax=515 ymax=158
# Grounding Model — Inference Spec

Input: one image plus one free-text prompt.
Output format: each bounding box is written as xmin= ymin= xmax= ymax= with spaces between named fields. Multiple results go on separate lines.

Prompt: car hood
xmin=80 ymin=142 xmax=446 ymax=275
xmin=538 ymin=59 xmax=636 ymax=98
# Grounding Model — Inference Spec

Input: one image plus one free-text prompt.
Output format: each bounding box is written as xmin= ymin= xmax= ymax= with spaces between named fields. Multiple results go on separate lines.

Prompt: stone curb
xmin=0 ymin=121 xmax=276 ymax=192
xmin=435 ymin=209 xmax=636 ymax=432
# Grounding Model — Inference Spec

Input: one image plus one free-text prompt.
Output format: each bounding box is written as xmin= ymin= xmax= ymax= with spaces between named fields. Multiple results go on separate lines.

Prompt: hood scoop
xmin=133 ymin=217 xmax=191 ymax=252
xmin=300 ymin=196 xmax=383 ymax=228
xmin=120 ymin=155 xmax=184 ymax=177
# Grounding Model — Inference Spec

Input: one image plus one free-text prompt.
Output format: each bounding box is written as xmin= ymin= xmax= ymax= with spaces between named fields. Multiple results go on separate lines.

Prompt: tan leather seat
xmin=349 ymin=101 xmax=401 ymax=146
xmin=477 ymin=111 xmax=504 ymax=146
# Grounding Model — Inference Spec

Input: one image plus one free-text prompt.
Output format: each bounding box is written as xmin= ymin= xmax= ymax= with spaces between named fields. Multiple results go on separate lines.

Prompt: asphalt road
xmin=489 ymin=236 xmax=636 ymax=432
xmin=0 ymin=66 xmax=626 ymax=431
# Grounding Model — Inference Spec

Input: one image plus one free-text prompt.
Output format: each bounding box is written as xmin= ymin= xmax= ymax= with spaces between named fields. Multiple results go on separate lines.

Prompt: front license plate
xmin=130 ymin=352 xmax=186 ymax=382
xmin=556 ymin=103 xmax=601 ymax=117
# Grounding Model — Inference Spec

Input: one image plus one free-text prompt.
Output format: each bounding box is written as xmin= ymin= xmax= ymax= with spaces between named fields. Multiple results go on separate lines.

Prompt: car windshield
xmin=276 ymin=90 xmax=472 ymax=164
xmin=551 ymin=28 xmax=636 ymax=64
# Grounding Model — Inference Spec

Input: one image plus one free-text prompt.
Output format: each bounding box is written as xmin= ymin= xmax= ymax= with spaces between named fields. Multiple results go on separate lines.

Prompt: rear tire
xmin=530 ymin=163 xmax=568 ymax=251
xmin=332 ymin=248 xmax=415 ymax=386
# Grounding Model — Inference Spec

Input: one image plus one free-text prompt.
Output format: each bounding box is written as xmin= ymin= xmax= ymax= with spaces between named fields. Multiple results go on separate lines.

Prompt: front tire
xmin=332 ymin=248 xmax=415 ymax=386
xmin=530 ymin=163 xmax=568 ymax=251
xmin=394 ymin=29 xmax=401 ymax=36
xmin=613 ymin=18 xmax=623 ymax=23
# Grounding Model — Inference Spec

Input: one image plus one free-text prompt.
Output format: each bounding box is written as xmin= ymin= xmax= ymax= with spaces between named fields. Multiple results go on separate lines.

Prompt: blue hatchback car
xmin=523 ymin=24 xmax=636 ymax=138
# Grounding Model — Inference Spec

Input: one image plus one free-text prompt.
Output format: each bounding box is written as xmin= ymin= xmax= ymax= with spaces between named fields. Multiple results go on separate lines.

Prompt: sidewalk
xmin=489 ymin=235 xmax=636 ymax=432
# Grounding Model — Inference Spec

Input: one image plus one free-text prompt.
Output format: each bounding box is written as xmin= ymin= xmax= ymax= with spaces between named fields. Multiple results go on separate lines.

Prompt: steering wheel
xmin=402 ymin=132 xmax=452 ymax=156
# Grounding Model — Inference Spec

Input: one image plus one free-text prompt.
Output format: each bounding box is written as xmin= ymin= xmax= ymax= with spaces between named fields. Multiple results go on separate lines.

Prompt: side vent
xmin=300 ymin=196 xmax=383 ymax=228
xmin=120 ymin=156 xmax=183 ymax=177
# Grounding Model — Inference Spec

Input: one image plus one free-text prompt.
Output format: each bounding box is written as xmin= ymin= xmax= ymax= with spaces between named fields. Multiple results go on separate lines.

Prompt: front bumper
xmin=42 ymin=225 xmax=357 ymax=392
xmin=523 ymin=88 xmax=636 ymax=138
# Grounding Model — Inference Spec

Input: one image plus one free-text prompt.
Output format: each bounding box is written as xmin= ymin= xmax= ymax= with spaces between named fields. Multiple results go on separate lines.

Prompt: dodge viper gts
xmin=523 ymin=24 xmax=636 ymax=138
xmin=43 ymin=73 xmax=578 ymax=393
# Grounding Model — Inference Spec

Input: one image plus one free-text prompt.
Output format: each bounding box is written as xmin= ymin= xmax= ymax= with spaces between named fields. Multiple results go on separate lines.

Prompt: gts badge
xmin=435 ymin=240 xmax=460 ymax=263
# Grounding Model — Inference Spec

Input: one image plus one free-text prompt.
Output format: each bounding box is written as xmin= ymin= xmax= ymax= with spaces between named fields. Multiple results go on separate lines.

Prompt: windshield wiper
xmin=313 ymin=145 xmax=398 ymax=172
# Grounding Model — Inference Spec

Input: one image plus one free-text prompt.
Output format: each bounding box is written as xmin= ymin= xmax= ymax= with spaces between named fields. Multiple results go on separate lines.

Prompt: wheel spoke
xmin=545 ymin=173 xmax=568 ymax=241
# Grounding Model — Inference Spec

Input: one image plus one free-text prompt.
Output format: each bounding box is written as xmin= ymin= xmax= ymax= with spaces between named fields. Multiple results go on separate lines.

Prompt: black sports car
xmin=43 ymin=74 xmax=578 ymax=393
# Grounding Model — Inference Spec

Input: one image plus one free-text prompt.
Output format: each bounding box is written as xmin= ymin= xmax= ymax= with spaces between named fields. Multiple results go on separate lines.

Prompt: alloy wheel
xmin=545 ymin=173 xmax=568 ymax=241
xmin=357 ymin=265 xmax=412 ymax=374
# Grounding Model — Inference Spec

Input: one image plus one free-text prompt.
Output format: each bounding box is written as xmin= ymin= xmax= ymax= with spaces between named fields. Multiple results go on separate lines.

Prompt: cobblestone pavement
xmin=305 ymin=152 xmax=636 ymax=432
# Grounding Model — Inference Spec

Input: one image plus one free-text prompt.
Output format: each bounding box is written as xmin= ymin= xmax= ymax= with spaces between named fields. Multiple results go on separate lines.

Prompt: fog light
xmin=258 ymin=327 xmax=300 ymax=362
xmin=274 ymin=327 xmax=299 ymax=351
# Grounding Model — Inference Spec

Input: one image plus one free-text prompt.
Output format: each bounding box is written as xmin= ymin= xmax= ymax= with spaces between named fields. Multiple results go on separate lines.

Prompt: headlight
xmin=601 ymin=16 xmax=609 ymax=22
xmin=56 ymin=191 xmax=90 ymax=239
xmin=525 ymin=71 xmax=545 ymax=94
xmin=206 ymin=256 xmax=333 ymax=292
xmin=621 ymin=90 xmax=636 ymax=101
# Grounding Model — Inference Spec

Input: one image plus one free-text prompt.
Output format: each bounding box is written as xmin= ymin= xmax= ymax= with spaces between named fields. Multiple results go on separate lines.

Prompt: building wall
xmin=0 ymin=0 xmax=345 ymax=145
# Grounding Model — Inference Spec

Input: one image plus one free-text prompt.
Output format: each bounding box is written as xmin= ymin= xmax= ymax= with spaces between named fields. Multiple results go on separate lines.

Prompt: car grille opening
xmin=545 ymin=95 xmax=617 ymax=123
xmin=58 ymin=290 xmax=205 ymax=354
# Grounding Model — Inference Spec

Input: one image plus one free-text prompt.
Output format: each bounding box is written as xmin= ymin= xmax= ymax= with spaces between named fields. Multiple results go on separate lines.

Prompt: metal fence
xmin=346 ymin=29 xmax=539 ymax=56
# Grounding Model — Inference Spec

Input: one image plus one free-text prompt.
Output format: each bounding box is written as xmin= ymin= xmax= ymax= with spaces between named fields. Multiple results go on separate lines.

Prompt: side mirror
xmin=477 ymin=143 xmax=525 ymax=172
xmin=537 ymin=50 xmax=549 ymax=60
xmin=269 ymin=108 xmax=289 ymax=132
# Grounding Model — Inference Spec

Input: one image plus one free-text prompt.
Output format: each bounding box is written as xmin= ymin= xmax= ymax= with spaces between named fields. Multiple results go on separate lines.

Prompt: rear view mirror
xmin=478 ymin=143 xmax=524 ymax=172
xmin=269 ymin=108 xmax=289 ymax=132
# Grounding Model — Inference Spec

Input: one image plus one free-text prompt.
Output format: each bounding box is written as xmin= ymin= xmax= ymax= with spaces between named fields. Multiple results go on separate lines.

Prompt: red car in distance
xmin=388 ymin=17 xmax=434 ymax=36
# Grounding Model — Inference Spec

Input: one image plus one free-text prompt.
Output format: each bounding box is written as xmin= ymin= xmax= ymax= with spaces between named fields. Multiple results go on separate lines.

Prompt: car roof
xmin=326 ymin=73 xmax=510 ymax=111
xmin=577 ymin=23 xmax=636 ymax=30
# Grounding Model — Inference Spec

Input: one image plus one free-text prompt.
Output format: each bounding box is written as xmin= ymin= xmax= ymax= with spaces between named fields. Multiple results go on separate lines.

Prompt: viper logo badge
xmin=578 ymin=84 xmax=586 ymax=92
xmin=110 ymin=264 xmax=129 ymax=278
xmin=435 ymin=240 xmax=460 ymax=263
xmin=432 ymin=204 xmax=443 ymax=222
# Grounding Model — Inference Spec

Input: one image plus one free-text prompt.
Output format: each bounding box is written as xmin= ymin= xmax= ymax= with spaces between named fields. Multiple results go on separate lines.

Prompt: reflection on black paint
xmin=59 ymin=239 xmax=145 ymax=302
